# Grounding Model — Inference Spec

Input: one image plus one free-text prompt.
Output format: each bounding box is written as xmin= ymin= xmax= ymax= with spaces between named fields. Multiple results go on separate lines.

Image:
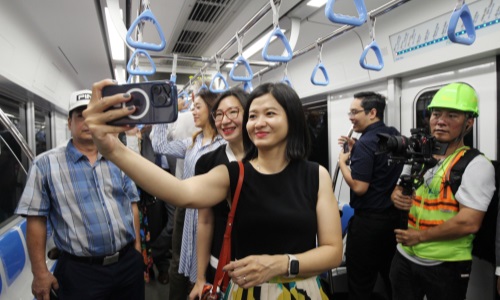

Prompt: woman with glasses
xmin=84 ymin=80 xmax=343 ymax=299
xmin=189 ymin=88 xmax=248 ymax=300
xmin=151 ymin=87 xmax=225 ymax=300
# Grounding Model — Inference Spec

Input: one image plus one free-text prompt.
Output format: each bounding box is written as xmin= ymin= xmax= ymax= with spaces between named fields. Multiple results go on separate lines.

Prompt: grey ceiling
xmin=9 ymin=0 xmax=395 ymax=89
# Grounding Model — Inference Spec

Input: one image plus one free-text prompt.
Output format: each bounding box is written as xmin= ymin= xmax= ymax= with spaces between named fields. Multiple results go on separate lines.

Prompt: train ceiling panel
xmin=4 ymin=0 xmax=405 ymax=89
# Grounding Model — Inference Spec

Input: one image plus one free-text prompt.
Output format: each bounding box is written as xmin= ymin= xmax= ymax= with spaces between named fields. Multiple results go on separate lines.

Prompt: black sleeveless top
xmin=195 ymin=145 xmax=231 ymax=259
xmin=227 ymin=160 xmax=319 ymax=259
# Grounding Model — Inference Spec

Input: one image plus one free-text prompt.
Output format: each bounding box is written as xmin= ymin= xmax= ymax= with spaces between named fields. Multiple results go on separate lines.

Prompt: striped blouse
xmin=151 ymin=123 xmax=225 ymax=282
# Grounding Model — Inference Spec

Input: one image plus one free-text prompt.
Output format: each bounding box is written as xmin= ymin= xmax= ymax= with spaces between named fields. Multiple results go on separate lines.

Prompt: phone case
xmin=102 ymin=80 xmax=178 ymax=125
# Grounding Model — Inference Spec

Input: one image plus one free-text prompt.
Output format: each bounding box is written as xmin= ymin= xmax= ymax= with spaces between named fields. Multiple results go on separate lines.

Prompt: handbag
xmin=201 ymin=161 xmax=244 ymax=300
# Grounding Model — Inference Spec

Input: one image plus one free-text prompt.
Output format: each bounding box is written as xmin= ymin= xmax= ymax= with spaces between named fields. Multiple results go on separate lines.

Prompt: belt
xmin=65 ymin=242 xmax=133 ymax=266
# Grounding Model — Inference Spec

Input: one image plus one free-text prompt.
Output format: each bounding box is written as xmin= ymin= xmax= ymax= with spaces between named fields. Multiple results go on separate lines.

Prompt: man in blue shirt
xmin=16 ymin=90 xmax=144 ymax=300
xmin=338 ymin=92 xmax=403 ymax=300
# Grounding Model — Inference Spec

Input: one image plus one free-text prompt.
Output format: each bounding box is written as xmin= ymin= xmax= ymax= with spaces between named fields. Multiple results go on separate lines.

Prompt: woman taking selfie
xmin=84 ymin=80 xmax=343 ymax=299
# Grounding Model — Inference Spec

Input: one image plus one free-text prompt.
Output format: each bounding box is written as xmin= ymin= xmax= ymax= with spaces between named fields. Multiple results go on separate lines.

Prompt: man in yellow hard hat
xmin=389 ymin=82 xmax=495 ymax=300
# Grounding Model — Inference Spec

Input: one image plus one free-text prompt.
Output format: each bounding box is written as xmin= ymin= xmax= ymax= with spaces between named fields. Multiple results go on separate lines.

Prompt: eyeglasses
xmin=212 ymin=107 xmax=240 ymax=122
xmin=347 ymin=109 xmax=367 ymax=117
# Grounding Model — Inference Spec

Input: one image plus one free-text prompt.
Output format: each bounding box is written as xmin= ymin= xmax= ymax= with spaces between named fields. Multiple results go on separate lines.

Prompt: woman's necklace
xmin=254 ymin=159 xmax=261 ymax=171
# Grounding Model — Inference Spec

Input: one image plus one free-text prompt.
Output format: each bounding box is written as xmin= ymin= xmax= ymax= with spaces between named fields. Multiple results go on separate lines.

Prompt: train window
xmin=414 ymin=89 xmax=473 ymax=147
xmin=0 ymin=121 xmax=29 ymax=227
xmin=0 ymin=96 xmax=31 ymax=227
xmin=0 ymin=97 xmax=26 ymax=140
xmin=35 ymin=108 xmax=51 ymax=155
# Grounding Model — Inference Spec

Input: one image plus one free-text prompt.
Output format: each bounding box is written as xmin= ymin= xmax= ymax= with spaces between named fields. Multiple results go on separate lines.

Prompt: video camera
xmin=377 ymin=128 xmax=447 ymax=166
xmin=377 ymin=128 xmax=448 ymax=229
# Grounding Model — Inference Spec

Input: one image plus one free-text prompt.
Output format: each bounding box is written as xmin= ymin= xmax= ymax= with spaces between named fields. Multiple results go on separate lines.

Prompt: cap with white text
xmin=69 ymin=90 xmax=92 ymax=112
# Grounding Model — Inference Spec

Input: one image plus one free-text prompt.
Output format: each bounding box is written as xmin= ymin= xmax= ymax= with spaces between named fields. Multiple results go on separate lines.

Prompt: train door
xmin=400 ymin=56 xmax=498 ymax=300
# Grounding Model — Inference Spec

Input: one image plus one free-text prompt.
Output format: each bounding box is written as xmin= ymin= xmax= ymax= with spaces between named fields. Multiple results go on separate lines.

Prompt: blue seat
xmin=340 ymin=204 xmax=354 ymax=236
xmin=20 ymin=219 xmax=27 ymax=239
xmin=0 ymin=228 xmax=26 ymax=286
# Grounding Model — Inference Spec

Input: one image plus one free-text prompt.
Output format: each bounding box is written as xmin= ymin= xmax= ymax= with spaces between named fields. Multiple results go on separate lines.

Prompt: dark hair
xmin=191 ymin=88 xmax=219 ymax=146
xmin=354 ymin=91 xmax=386 ymax=120
xmin=212 ymin=87 xmax=249 ymax=113
xmin=68 ymin=107 xmax=86 ymax=118
xmin=243 ymin=82 xmax=310 ymax=161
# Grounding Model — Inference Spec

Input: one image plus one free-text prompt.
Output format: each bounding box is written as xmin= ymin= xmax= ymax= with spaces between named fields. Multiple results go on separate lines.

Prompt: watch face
xmin=290 ymin=260 xmax=299 ymax=275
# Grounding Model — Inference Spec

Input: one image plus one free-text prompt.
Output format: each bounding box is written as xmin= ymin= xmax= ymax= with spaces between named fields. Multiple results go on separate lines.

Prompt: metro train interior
xmin=0 ymin=0 xmax=499 ymax=299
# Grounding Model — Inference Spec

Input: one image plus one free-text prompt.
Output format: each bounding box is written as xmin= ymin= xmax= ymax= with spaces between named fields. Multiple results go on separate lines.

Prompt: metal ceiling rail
xmin=253 ymin=0 xmax=412 ymax=78
xmin=150 ymin=54 xmax=275 ymax=67
xmin=217 ymin=0 xmax=280 ymax=58
xmin=181 ymin=0 xmax=281 ymax=92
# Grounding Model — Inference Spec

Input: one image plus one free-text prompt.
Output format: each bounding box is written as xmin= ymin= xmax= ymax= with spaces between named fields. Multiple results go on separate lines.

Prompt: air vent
xmin=171 ymin=0 xmax=245 ymax=56
xmin=189 ymin=0 xmax=229 ymax=22
xmin=173 ymin=30 xmax=205 ymax=53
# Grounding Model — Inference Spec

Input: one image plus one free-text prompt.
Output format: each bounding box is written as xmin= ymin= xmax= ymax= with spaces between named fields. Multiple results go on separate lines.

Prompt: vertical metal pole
xmin=25 ymin=100 xmax=36 ymax=154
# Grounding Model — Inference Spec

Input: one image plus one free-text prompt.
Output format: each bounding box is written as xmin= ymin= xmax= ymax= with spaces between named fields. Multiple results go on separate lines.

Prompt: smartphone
xmin=102 ymin=80 xmax=178 ymax=125
xmin=343 ymin=141 xmax=349 ymax=153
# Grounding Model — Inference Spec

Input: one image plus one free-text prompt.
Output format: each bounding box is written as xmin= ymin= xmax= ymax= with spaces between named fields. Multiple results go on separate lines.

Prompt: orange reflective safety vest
xmin=402 ymin=146 xmax=474 ymax=261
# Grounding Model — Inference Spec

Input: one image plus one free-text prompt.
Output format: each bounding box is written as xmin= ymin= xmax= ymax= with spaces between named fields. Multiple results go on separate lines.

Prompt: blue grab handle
xmin=262 ymin=27 xmax=293 ymax=63
xmin=178 ymin=91 xmax=190 ymax=111
xmin=209 ymin=72 xmax=229 ymax=93
xmin=198 ymin=83 xmax=208 ymax=93
xmin=243 ymin=81 xmax=253 ymax=93
xmin=325 ymin=0 xmax=367 ymax=27
xmin=127 ymin=49 xmax=156 ymax=75
xmin=229 ymin=56 xmax=254 ymax=81
xmin=178 ymin=91 xmax=189 ymax=100
xmin=447 ymin=4 xmax=476 ymax=45
xmin=126 ymin=9 xmax=167 ymax=51
xmin=281 ymin=76 xmax=293 ymax=87
xmin=359 ymin=41 xmax=384 ymax=71
xmin=310 ymin=63 xmax=330 ymax=86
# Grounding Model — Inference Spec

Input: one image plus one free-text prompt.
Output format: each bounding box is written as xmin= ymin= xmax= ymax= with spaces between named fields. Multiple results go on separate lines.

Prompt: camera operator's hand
xmin=391 ymin=186 xmax=412 ymax=211
xmin=394 ymin=228 xmax=422 ymax=246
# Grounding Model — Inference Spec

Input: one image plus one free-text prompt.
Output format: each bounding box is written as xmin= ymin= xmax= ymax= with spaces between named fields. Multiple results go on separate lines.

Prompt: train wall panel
xmin=54 ymin=111 xmax=71 ymax=148
xmin=262 ymin=0 xmax=500 ymax=99
xmin=0 ymin=1 xmax=80 ymax=110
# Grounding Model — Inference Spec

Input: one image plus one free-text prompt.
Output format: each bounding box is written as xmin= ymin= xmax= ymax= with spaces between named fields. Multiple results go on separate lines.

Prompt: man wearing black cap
xmin=16 ymin=89 xmax=144 ymax=300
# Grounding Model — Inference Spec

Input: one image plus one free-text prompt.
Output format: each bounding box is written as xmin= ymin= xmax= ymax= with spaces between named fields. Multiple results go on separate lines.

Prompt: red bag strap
xmin=211 ymin=161 xmax=244 ymax=295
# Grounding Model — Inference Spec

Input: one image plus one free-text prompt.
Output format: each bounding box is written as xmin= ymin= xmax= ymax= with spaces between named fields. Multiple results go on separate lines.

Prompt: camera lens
xmin=154 ymin=95 xmax=168 ymax=106
xmin=164 ymin=84 xmax=171 ymax=94
xmin=152 ymin=85 xmax=162 ymax=95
